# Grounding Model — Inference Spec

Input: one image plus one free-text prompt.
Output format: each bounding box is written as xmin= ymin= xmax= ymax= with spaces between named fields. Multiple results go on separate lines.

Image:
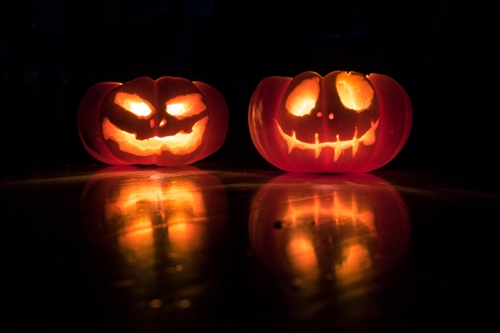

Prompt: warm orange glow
xmin=104 ymin=177 xmax=208 ymax=256
xmin=285 ymin=77 xmax=320 ymax=116
xmin=279 ymin=187 xmax=377 ymax=284
xmin=105 ymin=181 xmax=207 ymax=229
xmin=114 ymin=92 xmax=155 ymax=118
xmin=98 ymin=175 xmax=211 ymax=286
xmin=165 ymin=184 xmax=206 ymax=252
xmin=335 ymin=72 xmax=374 ymax=112
xmin=283 ymin=189 xmax=375 ymax=232
xmin=118 ymin=222 xmax=154 ymax=268
xmin=275 ymin=118 xmax=379 ymax=160
xmin=102 ymin=116 xmax=208 ymax=156
xmin=335 ymin=244 xmax=372 ymax=283
xmin=167 ymin=215 xmax=205 ymax=253
xmin=332 ymin=190 xmax=375 ymax=233
xmin=165 ymin=93 xmax=206 ymax=119
xmin=287 ymin=235 xmax=318 ymax=276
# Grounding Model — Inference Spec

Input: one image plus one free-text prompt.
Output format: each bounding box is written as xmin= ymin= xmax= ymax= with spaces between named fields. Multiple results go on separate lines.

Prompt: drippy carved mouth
xmin=102 ymin=116 xmax=208 ymax=156
xmin=275 ymin=119 xmax=379 ymax=161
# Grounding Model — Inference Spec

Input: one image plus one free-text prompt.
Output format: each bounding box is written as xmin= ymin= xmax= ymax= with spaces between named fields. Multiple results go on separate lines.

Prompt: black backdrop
xmin=1 ymin=0 xmax=497 ymax=176
xmin=1 ymin=2 xmax=499 ymax=333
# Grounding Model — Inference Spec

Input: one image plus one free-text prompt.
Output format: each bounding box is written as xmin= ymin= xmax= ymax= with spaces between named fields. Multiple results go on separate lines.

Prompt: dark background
xmin=1 ymin=1 xmax=499 ymax=333
xmin=1 ymin=0 xmax=498 ymax=177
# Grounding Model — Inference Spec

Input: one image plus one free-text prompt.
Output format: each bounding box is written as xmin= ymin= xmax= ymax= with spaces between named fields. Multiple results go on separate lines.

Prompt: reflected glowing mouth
xmin=275 ymin=119 xmax=379 ymax=161
xmin=102 ymin=116 xmax=208 ymax=156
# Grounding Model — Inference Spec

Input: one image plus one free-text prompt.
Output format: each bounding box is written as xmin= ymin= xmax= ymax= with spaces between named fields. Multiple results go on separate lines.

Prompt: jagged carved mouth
xmin=102 ymin=116 xmax=208 ymax=156
xmin=275 ymin=119 xmax=379 ymax=161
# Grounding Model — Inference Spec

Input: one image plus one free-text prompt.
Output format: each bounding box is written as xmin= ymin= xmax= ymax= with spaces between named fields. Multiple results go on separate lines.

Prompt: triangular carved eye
xmin=335 ymin=72 xmax=374 ymax=112
xmin=114 ymin=92 xmax=155 ymax=118
xmin=165 ymin=93 xmax=206 ymax=120
xmin=286 ymin=77 xmax=320 ymax=117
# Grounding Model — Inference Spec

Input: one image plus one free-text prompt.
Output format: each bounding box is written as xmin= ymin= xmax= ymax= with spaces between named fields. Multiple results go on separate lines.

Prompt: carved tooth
xmin=361 ymin=119 xmax=379 ymax=146
xmin=334 ymin=147 xmax=342 ymax=161
xmin=286 ymin=131 xmax=295 ymax=153
xmin=315 ymin=133 xmax=321 ymax=159
xmin=352 ymin=141 xmax=359 ymax=157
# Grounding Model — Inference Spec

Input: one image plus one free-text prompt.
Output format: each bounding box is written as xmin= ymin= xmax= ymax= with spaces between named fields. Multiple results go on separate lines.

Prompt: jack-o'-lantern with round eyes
xmin=248 ymin=71 xmax=412 ymax=172
xmin=78 ymin=76 xmax=228 ymax=166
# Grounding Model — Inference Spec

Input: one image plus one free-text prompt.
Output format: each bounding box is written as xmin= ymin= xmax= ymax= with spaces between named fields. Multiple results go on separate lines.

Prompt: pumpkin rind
xmin=248 ymin=71 xmax=412 ymax=173
xmin=78 ymin=76 xmax=228 ymax=166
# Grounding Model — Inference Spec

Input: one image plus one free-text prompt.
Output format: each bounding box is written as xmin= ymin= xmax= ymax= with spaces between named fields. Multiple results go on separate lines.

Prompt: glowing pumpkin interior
xmin=102 ymin=93 xmax=208 ymax=157
xmin=335 ymin=72 xmax=374 ymax=112
xmin=277 ymin=72 xmax=379 ymax=161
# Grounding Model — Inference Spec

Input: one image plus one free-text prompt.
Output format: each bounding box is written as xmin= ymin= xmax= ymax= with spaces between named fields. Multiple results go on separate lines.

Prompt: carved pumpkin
xmin=78 ymin=76 xmax=228 ymax=166
xmin=249 ymin=173 xmax=411 ymax=287
xmin=248 ymin=71 xmax=412 ymax=172
xmin=80 ymin=167 xmax=229 ymax=312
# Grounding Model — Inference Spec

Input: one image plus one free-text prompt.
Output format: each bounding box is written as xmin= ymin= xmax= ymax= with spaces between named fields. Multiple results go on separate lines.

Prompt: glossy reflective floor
xmin=1 ymin=165 xmax=498 ymax=333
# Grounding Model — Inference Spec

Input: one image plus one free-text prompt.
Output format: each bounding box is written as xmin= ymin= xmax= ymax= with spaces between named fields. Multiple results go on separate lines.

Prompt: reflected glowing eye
xmin=114 ymin=92 xmax=154 ymax=118
xmin=166 ymin=93 xmax=206 ymax=120
xmin=335 ymin=72 xmax=374 ymax=112
xmin=286 ymin=77 xmax=320 ymax=117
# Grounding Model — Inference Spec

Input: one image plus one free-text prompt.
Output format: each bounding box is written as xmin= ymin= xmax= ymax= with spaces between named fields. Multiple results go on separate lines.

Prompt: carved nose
xmin=316 ymin=112 xmax=334 ymax=119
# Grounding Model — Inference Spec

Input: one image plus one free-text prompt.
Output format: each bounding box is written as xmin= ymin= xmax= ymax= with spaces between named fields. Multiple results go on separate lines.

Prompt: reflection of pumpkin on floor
xmin=80 ymin=167 xmax=229 ymax=305
xmin=249 ymin=173 xmax=411 ymax=289
xmin=249 ymin=70 xmax=412 ymax=172
xmin=270 ymin=184 xmax=378 ymax=285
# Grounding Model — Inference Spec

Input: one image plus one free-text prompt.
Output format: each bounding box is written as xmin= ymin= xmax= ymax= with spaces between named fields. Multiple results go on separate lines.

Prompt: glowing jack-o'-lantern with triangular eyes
xmin=78 ymin=76 xmax=228 ymax=166
xmin=249 ymin=71 xmax=412 ymax=172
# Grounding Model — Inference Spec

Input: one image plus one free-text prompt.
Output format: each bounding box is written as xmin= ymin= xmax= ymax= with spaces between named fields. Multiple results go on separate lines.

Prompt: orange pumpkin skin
xmin=248 ymin=71 xmax=412 ymax=173
xmin=78 ymin=76 xmax=228 ymax=166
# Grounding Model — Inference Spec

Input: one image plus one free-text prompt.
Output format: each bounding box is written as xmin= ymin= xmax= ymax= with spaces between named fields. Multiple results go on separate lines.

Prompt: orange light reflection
xmin=103 ymin=177 xmax=209 ymax=261
xmin=279 ymin=187 xmax=377 ymax=284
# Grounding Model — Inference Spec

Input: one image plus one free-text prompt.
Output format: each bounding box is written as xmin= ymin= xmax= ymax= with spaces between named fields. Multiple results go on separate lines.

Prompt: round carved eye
xmin=286 ymin=77 xmax=320 ymax=117
xmin=335 ymin=72 xmax=374 ymax=112
xmin=166 ymin=93 xmax=206 ymax=120
xmin=114 ymin=92 xmax=154 ymax=118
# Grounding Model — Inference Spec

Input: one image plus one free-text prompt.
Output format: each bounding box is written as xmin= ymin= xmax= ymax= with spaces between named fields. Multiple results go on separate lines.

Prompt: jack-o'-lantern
xmin=249 ymin=173 xmax=410 ymax=291
xmin=248 ymin=71 xmax=412 ymax=172
xmin=80 ymin=167 xmax=229 ymax=317
xmin=78 ymin=76 xmax=228 ymax=166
